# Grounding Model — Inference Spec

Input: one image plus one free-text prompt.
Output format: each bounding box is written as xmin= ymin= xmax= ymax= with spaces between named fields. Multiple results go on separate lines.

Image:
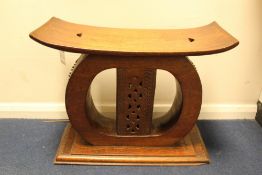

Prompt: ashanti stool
xmin=30 ymin=17 xmax=238 ymax=165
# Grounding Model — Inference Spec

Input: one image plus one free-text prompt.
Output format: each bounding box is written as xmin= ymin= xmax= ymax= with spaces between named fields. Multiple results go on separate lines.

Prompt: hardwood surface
xmin=30 ymin=17 xmax=238 ymax=56
xmin=29 ymin=18 xmax=239 ymax=165
xmin=116 ymin=68 xmax=156 ymax=135
xmin=66 ymin=54 xmax=202 ymax=146
xmin=55 ymin=124 xmax=209 ymax=165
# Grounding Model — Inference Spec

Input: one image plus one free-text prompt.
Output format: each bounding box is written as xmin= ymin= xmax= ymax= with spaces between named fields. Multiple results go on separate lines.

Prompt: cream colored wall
xmin=0 ymin=0 xmax=261 ymax=118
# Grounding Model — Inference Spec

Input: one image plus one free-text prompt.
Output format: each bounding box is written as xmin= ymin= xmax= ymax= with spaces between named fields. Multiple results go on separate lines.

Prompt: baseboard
xmin=0 ymin=103 xmax=67 ymax=119
xmin=199 ymin=104 xmax=256 ymax=119
xmin=0 ymin=103 xmax=257 ymax=120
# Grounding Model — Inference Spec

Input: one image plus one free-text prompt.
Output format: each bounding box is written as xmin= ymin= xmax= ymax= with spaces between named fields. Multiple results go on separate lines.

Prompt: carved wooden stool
xmin=30 ymin=17 xmax=238 ymax=165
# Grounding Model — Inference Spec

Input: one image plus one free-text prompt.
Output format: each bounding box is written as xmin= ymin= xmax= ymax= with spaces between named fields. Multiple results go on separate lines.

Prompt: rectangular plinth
xmin=54 ymin=124 xmax=209 ymax=166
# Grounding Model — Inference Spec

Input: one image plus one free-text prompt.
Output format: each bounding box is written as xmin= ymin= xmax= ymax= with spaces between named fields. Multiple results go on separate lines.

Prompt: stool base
xmin=54 ymin=124 xmax=209 ymax=166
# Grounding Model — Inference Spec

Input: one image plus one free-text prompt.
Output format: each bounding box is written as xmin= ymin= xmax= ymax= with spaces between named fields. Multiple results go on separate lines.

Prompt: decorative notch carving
xmin=125 ymin=76 xmax=143 ymax=134
xmin=117 ymin=68 xmax=156 ymax=135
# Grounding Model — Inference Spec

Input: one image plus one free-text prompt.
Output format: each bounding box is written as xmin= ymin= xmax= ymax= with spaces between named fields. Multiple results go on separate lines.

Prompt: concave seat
xmin=30 ymin=17 xmax=238 ymax=56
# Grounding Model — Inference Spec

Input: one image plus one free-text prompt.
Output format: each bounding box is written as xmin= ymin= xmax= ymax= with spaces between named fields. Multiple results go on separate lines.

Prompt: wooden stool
xmin=30 ymin=17 xmax=238 ymax=165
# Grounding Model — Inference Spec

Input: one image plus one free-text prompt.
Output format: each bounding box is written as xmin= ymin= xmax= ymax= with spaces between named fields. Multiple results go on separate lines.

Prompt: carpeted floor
xmin=0 ymin=120 xmax=261 ymax=175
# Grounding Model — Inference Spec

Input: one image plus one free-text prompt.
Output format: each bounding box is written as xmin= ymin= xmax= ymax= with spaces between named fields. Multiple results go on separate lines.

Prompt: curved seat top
xmin=30 ymin=17 xmax=238 ymax=56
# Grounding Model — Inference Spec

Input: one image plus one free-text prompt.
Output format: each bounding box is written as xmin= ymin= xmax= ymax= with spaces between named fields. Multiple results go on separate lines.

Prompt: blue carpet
xmin=0 ymin=120 xmax=261 ymax=175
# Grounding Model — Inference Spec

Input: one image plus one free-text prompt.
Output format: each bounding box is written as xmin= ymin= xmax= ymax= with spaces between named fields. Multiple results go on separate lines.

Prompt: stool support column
xmin=116 ymin=68 xmax=156 ymax=135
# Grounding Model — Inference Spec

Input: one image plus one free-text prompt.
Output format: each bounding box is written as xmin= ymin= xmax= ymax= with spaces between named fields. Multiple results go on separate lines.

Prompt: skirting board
xmin=0 ymin=103 xmax=257 ymax=119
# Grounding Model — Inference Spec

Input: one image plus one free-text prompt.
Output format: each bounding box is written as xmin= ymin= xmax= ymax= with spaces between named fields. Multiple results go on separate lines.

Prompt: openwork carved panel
xmin=117 ymin=68 xmax=156 ymax=135
xmin=63 ymin=55 xmax=203 ymax=146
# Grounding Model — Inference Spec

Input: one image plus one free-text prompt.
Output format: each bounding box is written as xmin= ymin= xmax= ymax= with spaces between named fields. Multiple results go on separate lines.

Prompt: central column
xmin=116 ymin=68 xmax=156 ymax=135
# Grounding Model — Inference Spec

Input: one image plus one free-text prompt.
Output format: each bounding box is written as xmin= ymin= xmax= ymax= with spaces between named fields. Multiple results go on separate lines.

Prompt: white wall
xmin=0 ymin=0 xmax=261 ymax=119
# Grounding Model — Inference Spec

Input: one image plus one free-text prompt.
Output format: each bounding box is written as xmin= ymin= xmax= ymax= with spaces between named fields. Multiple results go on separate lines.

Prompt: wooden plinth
xmin=54 ymin=124 xmax=209 ymax=166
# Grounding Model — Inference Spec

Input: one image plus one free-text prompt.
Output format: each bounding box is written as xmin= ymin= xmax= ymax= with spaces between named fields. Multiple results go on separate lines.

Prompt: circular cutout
xmin=65 ymin=54 xmax=202 ymax=146
xmin=90 ymin=68 xmax=116 ymax=119
xmin=153 ymin=70 xmax=182 ymax=119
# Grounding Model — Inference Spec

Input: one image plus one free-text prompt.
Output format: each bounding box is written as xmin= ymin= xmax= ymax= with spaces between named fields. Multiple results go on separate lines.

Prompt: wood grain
xmin=30 ymin=17 xmax=238 ymax=56
xmin=65 ymin=54 xmax=202 ymax=146
xmin=29 ymin=18 xmax=238 ymax=165
xmin=54 ymin=124 xmax=209 ymax=165
xmin=116 ymin=68 xmax=156 ymax=135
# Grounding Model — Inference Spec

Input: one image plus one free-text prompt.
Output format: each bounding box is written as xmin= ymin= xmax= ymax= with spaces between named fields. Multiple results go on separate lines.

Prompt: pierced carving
xmin=117 ymin=68 xmax=156 ymax=135
xmin=64 ymin=55 xmax=203 ymax=146
xmin=125 ymin=76 xmax=144 ymax=133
